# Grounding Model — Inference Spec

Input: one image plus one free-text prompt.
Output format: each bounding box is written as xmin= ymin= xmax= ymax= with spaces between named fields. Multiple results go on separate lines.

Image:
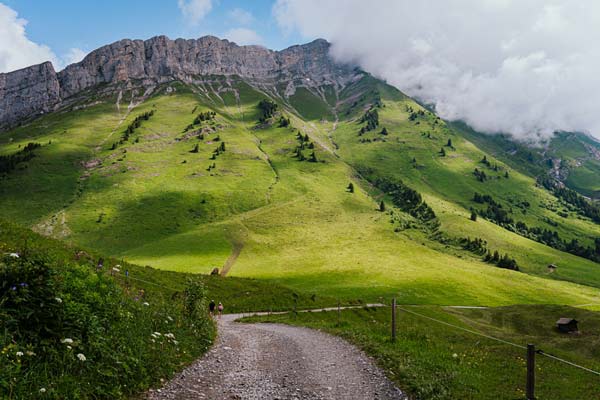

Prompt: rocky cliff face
xmin=0 ymin=62 xmax=60 ymax=129
xmin=0 ymin=36 xmax=356 ymax=130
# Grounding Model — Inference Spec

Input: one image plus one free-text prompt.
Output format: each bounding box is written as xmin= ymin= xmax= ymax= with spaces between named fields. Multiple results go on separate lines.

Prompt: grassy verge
xmin=0 ymin=220 xmax=335 ymax=399
xmin=243 ymin=305 xmax=600 ymax=400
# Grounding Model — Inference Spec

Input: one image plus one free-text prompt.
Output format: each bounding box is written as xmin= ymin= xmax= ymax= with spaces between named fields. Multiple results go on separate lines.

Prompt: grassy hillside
xmin=1 ymin=75 xmax=600 ymax=309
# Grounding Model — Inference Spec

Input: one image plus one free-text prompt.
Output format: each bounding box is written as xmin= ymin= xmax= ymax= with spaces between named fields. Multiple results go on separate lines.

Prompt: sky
xmin=2 ymin=0 xmax=600 ymax=141
xmin=0 ymin=0 xmax=304 ymax=71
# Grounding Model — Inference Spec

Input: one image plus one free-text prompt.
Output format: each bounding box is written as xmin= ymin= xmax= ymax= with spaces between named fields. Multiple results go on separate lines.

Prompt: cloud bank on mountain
xmin=274 ymin=0 xmax=600 ymax=141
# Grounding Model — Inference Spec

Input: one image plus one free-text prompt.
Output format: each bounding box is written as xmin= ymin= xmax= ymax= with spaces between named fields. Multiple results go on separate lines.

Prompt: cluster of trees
xmin=210 ymin=142 xmax=226 ymax=160
xmin=293 ymin=132 xmax=317 ymax=162
xmin=473 ymin=192 xmax=600 ymax=263
xmin=484 ymin=250 xmax=519 ymax=271
xmin=460 ymin=237 xmax=487 ymax=255
xmin=193 ymin=111 xmax=216 ymax=125
xmin=206 ymin=162 xmax=216 ymax=171
xmin=370 ymin=176 xmax=437 ymax=223
xmin=409 ymin=109 xmax=425 ymax=121
xmin=358 ymin=108 xmax=379 ymax=134
xmin=0 ymin=142 xmax=42 ymax=174
xmin=114 ymin=110 xmax=155 ymax=149
xmin=473 ymin=168 xmax=488 ymax=182
xmin=258 ymin=99 xmax=278 ymax=122
xmin=278 ymin=116 xmax=291 ymax=127
xmin=537 ymin=176 xmax=600 ymax=223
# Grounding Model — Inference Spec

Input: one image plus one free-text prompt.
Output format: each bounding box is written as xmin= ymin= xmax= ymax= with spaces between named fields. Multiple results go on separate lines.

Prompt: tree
xmin=470 ymin=211 xmax=478 ymax=221
xmin=219 ymin=142 xmax=226 ymax=152
xmin=440 ymin=147 xmax=446 ymax=157
xmin=309 ymin=151 xmax=317 ymax=162
xmin=447 ymin=138 xmax=453 ymax=147
xmin=380 ymin=127 xmax=388 ymax=135
xmin=347 ymin=183 xmax=354 ymax=193
xmin=379 ymin=201 xmax=386 ymax=212
xmin=505 ymin=171 xmax=509 ymax=178
xmin=191 ymin=144 xmax=199 ymax=153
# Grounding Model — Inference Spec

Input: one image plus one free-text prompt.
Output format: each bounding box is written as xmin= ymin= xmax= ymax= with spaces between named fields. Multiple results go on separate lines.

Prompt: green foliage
xmin=0 ymin=142 xmax=41 ymax=174
xmin=0 ymin=222 xmax=214 ymax=399
xmin=257 ymin=99 xmax=278 ymax=122
xmin=359 ymin=108 xmax=379 ymax=132
xmin=193 ymin=111 xmax=216 ymax=125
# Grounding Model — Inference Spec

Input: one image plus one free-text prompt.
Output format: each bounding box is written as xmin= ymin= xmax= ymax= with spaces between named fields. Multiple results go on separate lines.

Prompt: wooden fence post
xmin=391 ymin=298 xmax=397 ymax=342
xmin=527 ymin=344 xmax=535 ymax=400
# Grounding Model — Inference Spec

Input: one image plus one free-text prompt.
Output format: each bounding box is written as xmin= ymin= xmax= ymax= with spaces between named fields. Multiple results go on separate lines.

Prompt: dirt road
xmin=147 ymin=312 xmax=405 ymax=399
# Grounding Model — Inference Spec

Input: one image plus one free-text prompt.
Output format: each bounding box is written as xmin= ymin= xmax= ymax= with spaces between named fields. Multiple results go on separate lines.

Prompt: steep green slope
xmin=1 ymin=75 xmax=600 ymax=309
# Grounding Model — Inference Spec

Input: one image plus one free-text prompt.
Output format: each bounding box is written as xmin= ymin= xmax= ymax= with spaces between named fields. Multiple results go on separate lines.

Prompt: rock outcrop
xmin=0 ymin=62 xmax=60 ymax=129
xmin=0 ymin=35 xmax=356 ymax=130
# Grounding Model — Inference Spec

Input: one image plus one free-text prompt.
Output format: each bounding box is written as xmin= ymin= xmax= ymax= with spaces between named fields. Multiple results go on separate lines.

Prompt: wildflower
xmin=61 ymin=338 xmax=74 ymax=344
xmin=16 ymin=351 xmax=23 ymax=357
xmin=76 ymin=353 xmax=86 ymax=361
xmin=112 ymin=267 xmax=120 ymax=273
xmin=10 ymin=286 xmax=16 ymax=291
xmin=452 ymin=353 xmax=458 ymax=358
xmin=39 ymin=388 xmax=46 ymax=393
xmin=167 ymin=316 xmax=173 ymax=322
xmin=164 ymin=333 xmax=175 ymax=340
xmin=55 ymin=297 xmax=63 ymax=303
xmin=142 ymin=302 xmax=149 ymax=306
xmin=173 ymin=340 xmax=179 ymax=345
xmin=67 ymin=345 xmax=72 ymax=350
xmin=26 ymin=351 xmax=35 ymax=356
xmin=19 ymin=282 xmax=28 ymax=287
xmin=151 ymin=332 xmax=162 ymax=339
xmin=8 ymin=253 xmax=19 ymax=258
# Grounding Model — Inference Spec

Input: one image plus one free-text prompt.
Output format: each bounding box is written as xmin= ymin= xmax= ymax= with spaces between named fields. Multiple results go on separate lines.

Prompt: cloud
xmin=62 ymin=48 xmax=88 ymax=67
xmin=0 ymin=3 xmax=59 ymax=73
xmin=178 ymin=0 xmax=213 ymax=25
xmin=228 ymin=8 xmax=254 ymax=25
xmin=274 ymin=0 xmax=600 ymax=141
xmin=224 ymin=28 xmax=263 ymax=46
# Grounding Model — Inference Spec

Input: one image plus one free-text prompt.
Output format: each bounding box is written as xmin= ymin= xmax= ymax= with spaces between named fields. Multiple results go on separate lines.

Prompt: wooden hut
xmin=556 ymin=318 xmax=578 ymax=333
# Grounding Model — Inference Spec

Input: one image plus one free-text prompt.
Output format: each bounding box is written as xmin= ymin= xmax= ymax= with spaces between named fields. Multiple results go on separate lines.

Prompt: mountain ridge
xmin=0 ymin=35 xmax=355 ymax=129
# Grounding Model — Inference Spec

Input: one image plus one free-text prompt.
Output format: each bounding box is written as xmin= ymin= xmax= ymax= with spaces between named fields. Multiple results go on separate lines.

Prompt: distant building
xmin=556 ymin=318 xmax=578 ymax=333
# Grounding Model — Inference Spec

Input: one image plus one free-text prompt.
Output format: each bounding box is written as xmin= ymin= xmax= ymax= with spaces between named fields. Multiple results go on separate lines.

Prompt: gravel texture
xmin=146 ymin=313 xmax=406 ymax=400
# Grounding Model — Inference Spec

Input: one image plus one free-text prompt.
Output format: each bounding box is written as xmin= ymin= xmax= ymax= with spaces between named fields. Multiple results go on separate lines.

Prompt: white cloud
xmin=0 ymin=3 xmax=59 ymax=73
xmin=224 ymin=28 xmax=263 ymax=46
xmin=62 ymin=48 xmax=87 ymax=67
xmin=178 ymin=0 xmax=213 ymax=25
xmin=228 ymin=8 xmax=254 ymax=25
xmin=274 ymin=0 xmax=600 ymax=141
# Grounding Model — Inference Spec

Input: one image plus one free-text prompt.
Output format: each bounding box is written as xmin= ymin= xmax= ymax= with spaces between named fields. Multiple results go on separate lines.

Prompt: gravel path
xmin=147 ymin=312 xmax=406 ymax=400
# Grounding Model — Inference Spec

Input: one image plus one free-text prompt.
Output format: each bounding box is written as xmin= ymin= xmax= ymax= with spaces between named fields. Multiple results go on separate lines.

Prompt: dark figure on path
xmin=209 ymin=300 xmax=216 ymax=316
xmin=217 ymin=302 xmax=224 ymax=319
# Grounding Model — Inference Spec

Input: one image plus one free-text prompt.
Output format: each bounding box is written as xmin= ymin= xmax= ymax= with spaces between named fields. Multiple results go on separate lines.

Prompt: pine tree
xmin=309 ymin=151 xmax=317 ymax=162
xmin=380 ymin=127 xmax=388 ymax=135
xmin=470 ymin=211 xmax=478 ymax=221
xmin=440 ymin=147 xmax=446 ymax=156
xmin=219 ymin=142 xmax=226 ymax=152
xmin=447 ymin=138 xmax=452 ymax=147
xmin=191 ymin=144 xmax=199 ymax=153
xmin=347 ymin=183 xmax=354 ymax=193
xmin=379 ymin=201 xmax=386 ymax=212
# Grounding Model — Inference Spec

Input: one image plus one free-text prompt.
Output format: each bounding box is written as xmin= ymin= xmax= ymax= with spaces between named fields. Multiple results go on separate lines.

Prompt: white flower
xmin=164 ymin=333 xmax=175 ymax=340
xmin=61 ymin=338 xmax=73 ymax=344
xmin=167 ymin=316 xmax=173 ymax=321
xmin=55 ymin=297 xmax=63 ymax=303
xmin=173 ymin=340 xmax=179 ymax=345
xmin=76 ymin=353 xmax=86 ymax=361
xmin=153 ymin=332 xmax=161 ymax=336
xmin=8 ymin=252 xmax=19 ymax=258
xmin=26 ymin=351 xmax=35 ymax=356
xmin=452 ymin=353 xmax=458 ymax=358
xmin=16 ymin=351 xmax=23 ymax=357
xmin=67 ymin=345 xmax=72 ymax=350
xmin=39 ymin=388 xmax=46 ymax=393
xmin=142 ymin=302 xmax=149 ymax=306
xmin=112 ymin=267 xmax=120 ymax=272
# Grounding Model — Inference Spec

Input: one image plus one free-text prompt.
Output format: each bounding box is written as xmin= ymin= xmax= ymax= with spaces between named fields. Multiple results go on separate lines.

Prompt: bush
xmin=0 ymin=242 xmax=214 ymax=398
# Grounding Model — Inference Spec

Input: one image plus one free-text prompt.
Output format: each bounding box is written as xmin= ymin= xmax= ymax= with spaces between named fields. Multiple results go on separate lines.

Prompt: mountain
xmin=0 ymin=36 xmax=357 ymax=129
xmin=1 ymin=35 xmax=600 ymax=307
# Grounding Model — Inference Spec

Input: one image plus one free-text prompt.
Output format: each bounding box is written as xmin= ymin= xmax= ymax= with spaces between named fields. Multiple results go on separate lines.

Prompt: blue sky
xmin=0 ymin=0 xmax=309 ymax=71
